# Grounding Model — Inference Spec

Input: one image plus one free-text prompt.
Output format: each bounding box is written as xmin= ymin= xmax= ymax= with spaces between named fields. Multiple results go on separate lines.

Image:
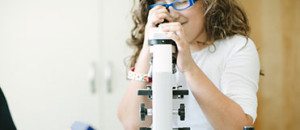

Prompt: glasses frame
xmin=148 ymin=0 xmax=196 ymax=11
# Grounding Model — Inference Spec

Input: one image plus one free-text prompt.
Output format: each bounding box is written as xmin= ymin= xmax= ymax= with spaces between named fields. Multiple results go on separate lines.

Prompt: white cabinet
xmin=0 ymin=0 xmax=133 ymax=129
xmin=0 ymin=0 xmax=100 ymax=129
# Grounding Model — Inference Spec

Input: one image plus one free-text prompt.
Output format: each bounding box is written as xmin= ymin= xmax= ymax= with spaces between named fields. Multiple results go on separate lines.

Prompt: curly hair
xmin=127 ymin=0 xmax=250 ymax=67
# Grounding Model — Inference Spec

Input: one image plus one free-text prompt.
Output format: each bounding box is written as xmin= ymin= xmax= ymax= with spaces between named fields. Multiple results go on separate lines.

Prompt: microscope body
xmin=138 ymin=28 xmax=190 ymax=130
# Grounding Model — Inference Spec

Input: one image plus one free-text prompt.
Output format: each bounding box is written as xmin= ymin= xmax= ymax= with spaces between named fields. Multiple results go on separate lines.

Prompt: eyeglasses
xmin=148 ymin=0 xmax=196 ymax=11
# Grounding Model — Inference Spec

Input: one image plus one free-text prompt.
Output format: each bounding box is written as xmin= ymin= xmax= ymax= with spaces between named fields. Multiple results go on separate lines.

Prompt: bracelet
xmin=127 ymin=67 xmax=152 ymax=83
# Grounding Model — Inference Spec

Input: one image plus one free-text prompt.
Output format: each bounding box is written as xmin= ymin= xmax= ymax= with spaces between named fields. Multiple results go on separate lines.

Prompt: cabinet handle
xmin=104 ymin=62 xmax=113 ymax=93
xmin=89 ymin=62 xmax=97 ymax=94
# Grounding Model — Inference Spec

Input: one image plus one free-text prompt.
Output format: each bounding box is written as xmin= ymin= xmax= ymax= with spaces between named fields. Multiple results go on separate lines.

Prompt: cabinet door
xmin=97 ymin=0 xmax=133 ymax=129
xmin=0 ymin=0 xmax=100 ymax=130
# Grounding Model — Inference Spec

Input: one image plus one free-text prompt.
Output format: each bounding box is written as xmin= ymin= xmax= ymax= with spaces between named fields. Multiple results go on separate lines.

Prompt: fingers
xmin=147 ymin=7 xmax=188 ymax=50
xmin=159 ymin=22 xmax=188 ymax=50
xmin=148 ymin=6 xmax=173 ymax=27
xmin=159 ymin=22 xmax=184 ymax=32
xmin=159 ymin=22 xmax=185 ymax=40
xmin=166 ymin=32 xmax=180 ymax=43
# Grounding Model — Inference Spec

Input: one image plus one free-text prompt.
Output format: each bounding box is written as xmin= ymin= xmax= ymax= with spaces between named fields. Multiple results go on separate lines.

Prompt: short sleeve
xmin=220 ymin=37 xmax=260 ymax=122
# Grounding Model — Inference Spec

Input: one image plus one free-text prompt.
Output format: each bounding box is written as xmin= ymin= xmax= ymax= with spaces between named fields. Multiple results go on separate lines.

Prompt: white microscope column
xmin=151 ymin=44 xmax=173 ymax=130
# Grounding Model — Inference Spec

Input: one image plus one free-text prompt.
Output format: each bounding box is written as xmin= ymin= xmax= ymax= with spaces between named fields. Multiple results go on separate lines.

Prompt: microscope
xmin=138 ymin=28 xmax=190 ymax=130
xmin=136 ymin=28 xmax=257 ymax=130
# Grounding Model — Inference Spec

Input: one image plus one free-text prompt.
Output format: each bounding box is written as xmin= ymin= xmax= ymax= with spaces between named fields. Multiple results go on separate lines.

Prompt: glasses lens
xmin=173 ymin=0 xmax=190 ymax=10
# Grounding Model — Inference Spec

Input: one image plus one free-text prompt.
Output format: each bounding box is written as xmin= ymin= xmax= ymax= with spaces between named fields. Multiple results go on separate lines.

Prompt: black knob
xmin=178 ymin=104 xmax=185 ymax=121
xmin=140 ymin=103 xmax=147 ymax=121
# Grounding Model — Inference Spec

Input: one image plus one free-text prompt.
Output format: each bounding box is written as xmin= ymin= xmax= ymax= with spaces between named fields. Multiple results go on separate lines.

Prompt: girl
xmin=118 ymin=0 xmax=260 ymax=129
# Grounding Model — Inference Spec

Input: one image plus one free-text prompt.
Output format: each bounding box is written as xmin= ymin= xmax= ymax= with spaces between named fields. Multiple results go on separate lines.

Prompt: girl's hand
xmin=144 ymin=6 xmax=173 ymax=47
xmin=134 ymin=6 xmax=173 ymax=72
xmin=146 ymin=6 xmax=173 ymax=28
xmin=159 ymin=22 xmax=196 ymax=73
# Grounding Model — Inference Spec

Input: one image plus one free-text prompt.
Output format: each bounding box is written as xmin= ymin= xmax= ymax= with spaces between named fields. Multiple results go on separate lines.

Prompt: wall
xmin=240 ymin=0 xmax=300 ymax=129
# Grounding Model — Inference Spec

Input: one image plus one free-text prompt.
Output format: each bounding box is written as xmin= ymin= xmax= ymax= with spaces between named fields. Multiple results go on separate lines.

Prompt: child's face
xmin=155 ymin=0 xmax=206 ymax=43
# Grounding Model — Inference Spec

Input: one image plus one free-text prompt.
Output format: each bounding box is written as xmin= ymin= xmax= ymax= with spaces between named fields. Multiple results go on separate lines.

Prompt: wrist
xmin=134 ymin=48 xmax=150 ymax=73
xmin=183 ymin=61 xmax=198 ymax=76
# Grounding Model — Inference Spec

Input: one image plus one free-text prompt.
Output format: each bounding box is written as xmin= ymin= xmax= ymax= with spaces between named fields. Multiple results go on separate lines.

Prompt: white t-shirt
xmin=173 ymin=35 xmax=260 ymax=129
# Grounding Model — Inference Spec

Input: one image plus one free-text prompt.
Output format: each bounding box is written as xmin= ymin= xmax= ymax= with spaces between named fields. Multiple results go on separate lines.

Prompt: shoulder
xmin=214 ymin=35 xmax=258 ymax=58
